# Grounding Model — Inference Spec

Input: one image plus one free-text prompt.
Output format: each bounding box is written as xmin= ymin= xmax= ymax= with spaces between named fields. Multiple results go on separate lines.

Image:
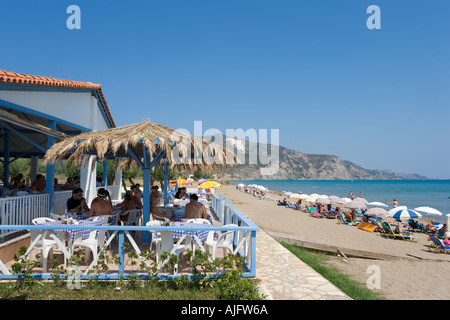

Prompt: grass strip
xmin=279 ymin=241 xmax=385 ymax=300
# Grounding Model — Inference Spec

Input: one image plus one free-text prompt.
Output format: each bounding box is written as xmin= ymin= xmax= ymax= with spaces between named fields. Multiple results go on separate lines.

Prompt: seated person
xmin=150 ymin=185 xmax=169 ymax=221
xmin=61 ymin=177 xmax=75 ymax=190
xmin=67 ymin=187 xmax=89 ymax=213
xmin=120 ymin=192 xmax=142 ymax=221
xmin=10 ymin=174 xmax=25 ymax=189
xmin=132 ymin=183 xmax=143 ymax=199
xmin=184 ymin=193 xmax=207 ymax=220
xmin=174 ymin=187 xmax=187 ymax=199
xmin=344 ymin=211 xmax=353 ymax=222
xmin=54 ymin=178 xmax=61 ymax=190
xmin=319 ymin=205 xmax=329 ymax=214
xmin=30 ymin=174 xmax=46 ymax=193
xmin=88 ymin=188 xmax=113 ymax=217
xmin=426 ymin=220 xmax=439 ymax=234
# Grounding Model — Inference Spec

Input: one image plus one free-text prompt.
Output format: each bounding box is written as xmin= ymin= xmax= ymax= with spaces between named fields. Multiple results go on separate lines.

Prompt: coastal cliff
xmin=216 ymin=137 xmax=427 ymax=180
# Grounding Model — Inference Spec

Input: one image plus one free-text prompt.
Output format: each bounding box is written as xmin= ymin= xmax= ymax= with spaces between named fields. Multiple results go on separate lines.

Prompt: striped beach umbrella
xmin=389 ymin=208 xmax=422 ymax=220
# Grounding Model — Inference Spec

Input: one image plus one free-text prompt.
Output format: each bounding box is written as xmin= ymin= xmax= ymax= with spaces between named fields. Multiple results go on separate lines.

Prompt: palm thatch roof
xmin=43 ymin=121 xmax=237 ymax=173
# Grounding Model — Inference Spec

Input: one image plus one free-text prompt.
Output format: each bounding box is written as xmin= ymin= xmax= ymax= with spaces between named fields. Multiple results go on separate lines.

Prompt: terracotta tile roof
xmin=0 ymin=69 xmax=115 ymax=128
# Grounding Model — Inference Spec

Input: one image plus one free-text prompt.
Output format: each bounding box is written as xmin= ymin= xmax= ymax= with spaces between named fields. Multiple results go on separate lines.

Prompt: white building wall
xmin=0 ymin=89 xmax=114 ymax=205
xmin=0 ymin=90 xmax=110 ymax=130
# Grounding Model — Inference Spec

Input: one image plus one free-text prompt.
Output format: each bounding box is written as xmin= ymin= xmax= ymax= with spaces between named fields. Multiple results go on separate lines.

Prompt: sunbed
xmin=309 ymin=207 xmax=323 ymax=218
xmin=428 ymin=234 xmax=450 ymax=254
xmin=381 ymin=222 xmax=418 ymax=242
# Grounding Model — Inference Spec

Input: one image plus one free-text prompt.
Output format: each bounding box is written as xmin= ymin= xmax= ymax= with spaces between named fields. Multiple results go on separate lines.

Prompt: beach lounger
xmin=369 ymin=219 xmax=384 ymax=233
xmin=337 ymin=213 xmax=353 ymax=225
xmin=381 ymin=222 xmax=417 ymax=242
xmin=309 ymin=207 xmax=323 ymax=218
xmin=428 ymin=235 xmax=450 ymax=254
xmin=407 ymin=219 xmax=425 ymax=233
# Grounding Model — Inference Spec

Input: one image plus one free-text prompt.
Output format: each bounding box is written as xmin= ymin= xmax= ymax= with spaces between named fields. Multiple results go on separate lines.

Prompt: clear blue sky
xmin=1 ymin=0 xmax=449 ymax=178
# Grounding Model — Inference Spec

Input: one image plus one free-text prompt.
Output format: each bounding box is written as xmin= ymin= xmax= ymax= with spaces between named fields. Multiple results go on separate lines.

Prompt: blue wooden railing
xmin=0 ymin=198 xmax=259 ymax=280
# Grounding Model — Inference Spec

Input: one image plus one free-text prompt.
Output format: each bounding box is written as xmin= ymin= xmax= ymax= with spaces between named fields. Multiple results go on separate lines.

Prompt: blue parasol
xmin=390 ymin=208 xmax=422 ymax=220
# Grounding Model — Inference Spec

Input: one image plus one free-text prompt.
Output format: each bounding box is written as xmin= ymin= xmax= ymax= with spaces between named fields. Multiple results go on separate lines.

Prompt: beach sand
xmin=218 ymin=184 xmax=450 ymax=300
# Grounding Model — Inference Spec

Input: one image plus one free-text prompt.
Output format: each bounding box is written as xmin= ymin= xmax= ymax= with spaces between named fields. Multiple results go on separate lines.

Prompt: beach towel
xmin=357 ymin=221 xmax=377 ymax=232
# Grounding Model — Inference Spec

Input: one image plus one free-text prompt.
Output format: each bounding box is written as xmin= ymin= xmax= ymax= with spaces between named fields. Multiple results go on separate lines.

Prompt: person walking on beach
xmin=349 ymin=191 xmax=355 ymax=200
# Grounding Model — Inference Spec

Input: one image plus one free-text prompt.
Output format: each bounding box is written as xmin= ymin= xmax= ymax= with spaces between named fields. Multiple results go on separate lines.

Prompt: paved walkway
xmin=254 ymin=228 xmax=351 ymax=300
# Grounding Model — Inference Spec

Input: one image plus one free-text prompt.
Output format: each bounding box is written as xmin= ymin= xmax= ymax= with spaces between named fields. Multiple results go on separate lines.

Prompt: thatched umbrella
xmin=44 ymin=120 xmax=236 ymax=172
xmin=44 ymin=120 xmax=236 ymax=240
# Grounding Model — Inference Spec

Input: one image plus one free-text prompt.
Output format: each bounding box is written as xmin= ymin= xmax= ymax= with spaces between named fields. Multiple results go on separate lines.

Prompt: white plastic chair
xmin=32 ymin=217 xmax=55 ymax=225
xmin=71 ymin=229 xmax=106 ymax=264
xmin=186 ymin=218 xmax=211 ymax=225
xmin=110 ymin=212 xmax=121 ymax=226
xmin=185 ymin=219 xmax=212 ymax=251
xmin=29 ymin=230 xmax=59 ymax=273
xmin=29 ymin=227 xmax=67 ymax=272
xmin=146 ymin=220 xmax=163 ymax=251
xmin=156 ymin=231 xmax=188 ymax=274
xmin=50 ymin=213 xmax=65 ymax=221
xmin=92 ymin=215 xmax=111 ymax=225
xmin=120 ymin=209 xmax=140 ymax=226
xmin=204 ymin=224 xmax=238 ymax=259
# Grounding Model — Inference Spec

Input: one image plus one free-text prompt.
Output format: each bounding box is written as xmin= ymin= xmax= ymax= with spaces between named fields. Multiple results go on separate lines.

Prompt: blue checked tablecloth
xmin=151 ymin=222 xmax=215 ymax=242
xmin=66 ymin=211 xmax=90 ymax=220
xmin=39 ymin=220 xmax=103 ymax=241
xmin=168 ymin=222 xmax=215 ymax=241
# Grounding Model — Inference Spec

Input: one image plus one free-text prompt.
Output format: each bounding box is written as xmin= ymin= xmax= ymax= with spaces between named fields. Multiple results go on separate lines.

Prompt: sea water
xmin=230 ymin=180 xmax=450 ymax=223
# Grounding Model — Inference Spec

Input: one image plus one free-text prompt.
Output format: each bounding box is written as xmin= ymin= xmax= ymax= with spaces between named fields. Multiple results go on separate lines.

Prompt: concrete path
xmin=254 ymin=228 xmax=351 ymax=300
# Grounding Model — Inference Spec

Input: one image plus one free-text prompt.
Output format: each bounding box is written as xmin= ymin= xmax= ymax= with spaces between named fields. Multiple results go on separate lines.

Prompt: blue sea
xmin=230 ymin=180 xmax=450 ymax=223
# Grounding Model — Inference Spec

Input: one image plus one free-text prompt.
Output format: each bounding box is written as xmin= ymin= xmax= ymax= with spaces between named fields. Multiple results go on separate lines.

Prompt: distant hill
xmin=215 ymin=137 xmax=427 ymax=180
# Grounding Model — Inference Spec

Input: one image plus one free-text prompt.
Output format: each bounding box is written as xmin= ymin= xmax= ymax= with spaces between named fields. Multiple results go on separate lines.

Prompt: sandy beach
xmin=218 ymin=183 xmax=450 ymax=300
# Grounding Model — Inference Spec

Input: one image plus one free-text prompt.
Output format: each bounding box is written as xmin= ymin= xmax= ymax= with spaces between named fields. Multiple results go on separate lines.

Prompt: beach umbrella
xmin=309 ymin=193 xmax=320 ymax=198
xmin=198 ymin=181 xmax=222 ymax=189
xmin=298 ymin=194 xmax=310 ymax=200
xmin=317 ymin=195 xmax=329 ymax=199
xmin=289 ymin=194 xmax=303 ymax=199
xmin=328 ymin=196 xmax=346 ymax=204
xmin=283 ymin=191 xmax=293 ymax=196
xmin=387 ymin=206 xmax=407 ymax=216
xmin=367 ymin=201 xmax=388 ymax=207
xmin=341 ymin=198 xmax=352 ymax=203
xmin=354 ymin=197 xmax=368 ymax=204
xmin=414 ymin=207 xmax=443 ymax=216
xmin=304 ymin=196 xmax=319 ymax=203
xmin=365 ymin=207 xmax=388 ymax=217
xmin=345 ymin=199 xmax=367 ymax=209
xmin=389 ymin=208 xmax=422 ymax=220
xmin=316 ymin=198 xmax=331 ymax=205
xmin=237 ymin=183 xmax=245 ymax=187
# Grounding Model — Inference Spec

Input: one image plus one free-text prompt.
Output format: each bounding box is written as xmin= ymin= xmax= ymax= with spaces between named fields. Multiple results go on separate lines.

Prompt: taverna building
xmin=0 ymin=69 xmax=120 ymax=242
